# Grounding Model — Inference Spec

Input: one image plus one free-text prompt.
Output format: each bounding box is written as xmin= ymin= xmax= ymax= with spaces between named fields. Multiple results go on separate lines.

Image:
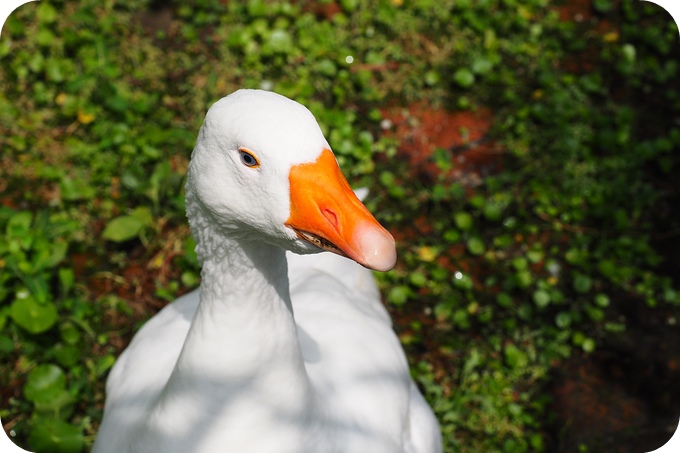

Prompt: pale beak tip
xmin=356 ymin=226 xmax=397 ymax=272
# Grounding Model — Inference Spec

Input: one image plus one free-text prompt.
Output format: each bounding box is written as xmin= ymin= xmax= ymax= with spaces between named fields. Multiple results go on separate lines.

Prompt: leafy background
xmin=1 ymin=0 xmax=679 ymax=452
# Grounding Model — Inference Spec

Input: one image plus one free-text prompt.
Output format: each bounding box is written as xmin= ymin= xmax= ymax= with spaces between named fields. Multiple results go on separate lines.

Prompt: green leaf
xmin=59 ymin=268 xmax=75 ymax=294
xmin=483 ymin=203 xmax=502 ymax=221
xmin=453 ymin=309 xmax=470 ymax=329
xmin=0 ymin=334 xmax=14 ymax=354
xmin=582 ymin=338 xmax=596 ymax=353
xmin=434 ymin=301 xmax=453 ymax=320
xmin=24 ymin=364 xmax=66 ymax=405
xmin=585 ymin=305 xmax=605 ymax=322
xmin=452 ymin=272 xmax=473 ymax=289
xmin=443 ymin=229 xmax=460 ymax=243
xmin=471 ymin=57 xmax=493 ymax=75
xmin=496 ymin=292 xmax=513 ymax=307
xmin=515 ymin=270 xmax=533 ymax=288
xmin=504 ymin=344 xmax=528 ymax=369
xmin=130 ymin=206 xmax=153 ymax=226
xmin=45 ymin=59 xmax=65 ymax=82
xmin=95 ymin=354 xmax=116 ymax=376
xmin=10 ymin=297 xmax=58 ymax=334
xmin=453 ymin=68 xmax=475 ymax=88
xmin=121 ymin=169 xmax=143 ymax=190
xmin=532 ymin=289 xmax=551 ymax=308
xmin=37 ymin=29 xmax=56 ymax=47
xmin=517 ymin=303 xmax=533 ymax=320
xmin=46 ymin=241 xmax=69 ymax=268
xmin=424 ymin=70 xmax=440 ymax=86
xmin=555 ymin=311 xmax=572 ymax=329
xmin=340 ymin=0 xmax=359 ymax=12
xmin=593 ymin=0 xmax=613 ymax=13
xmin=565 ymin=248 xmax=583 ymax=265
xmin=572 ymin=331 xmax=586 ymax=346
xmin=183 ymin=236 xmax=198 ymax=266
xmin=60 ymin=322 xmax=81 ymax=345
xmin=6 ymin=211 xmax=33 ymax=237
xmin=266 ymin=29 xmax=294 ymax=54
xmin=149 ymin=161 xmax=173 ymax=200
xmin=316 ymin=59 xmax=337 ymax=77
xmin=466 ymin=237 xmax=485 ymax=256
xmin=102 ymin=215 xmax=145 ymax=242
xmin=60 ymin=176 xmax=95 ymax=201
xmin=454 ymin=212 xmax=473 ymax=230
xmin=573 ymin=273 xmax=592 ymax=294
xmin=512 ymin=257 xmax=528 ymax=271
xmin=37 ymin=2 xmax=58 ymax=23
xmin=462 ymin=348 xmax=482 ymax=374
xmin=595 ymin=293 xmax=610 ymax=307
xmin=526 ymin=248 xmax=544 ymax=264
xmin=388 ymin=286 xmax=410 ymax=306
xmin=25 ymin=275 xmax=50 ymax=303
xmin=409 ymin=272 xmax=427 ymax=287
xmin=53 ymin=344 xmax=81 ymax=368
xmin=28 ymin=418 xmax=84 ymax=453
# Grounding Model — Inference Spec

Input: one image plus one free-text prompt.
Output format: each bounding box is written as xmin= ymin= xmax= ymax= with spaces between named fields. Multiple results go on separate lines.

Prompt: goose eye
xmin=239 ymin=149 xmax=260 ymax=168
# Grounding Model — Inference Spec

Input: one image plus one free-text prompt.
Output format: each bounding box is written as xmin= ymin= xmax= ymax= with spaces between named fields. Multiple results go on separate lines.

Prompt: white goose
xmin=92 ymin=89 xmax=442 ymax=453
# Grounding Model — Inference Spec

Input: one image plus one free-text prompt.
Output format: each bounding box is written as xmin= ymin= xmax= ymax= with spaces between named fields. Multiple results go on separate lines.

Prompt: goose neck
xmin=178 ymin=214 xmax=305 ymax=380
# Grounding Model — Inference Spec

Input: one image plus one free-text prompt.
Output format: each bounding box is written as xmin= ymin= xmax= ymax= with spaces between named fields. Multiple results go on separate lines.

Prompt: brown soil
xmin=381 ymin=102 xmax=503 ymax=187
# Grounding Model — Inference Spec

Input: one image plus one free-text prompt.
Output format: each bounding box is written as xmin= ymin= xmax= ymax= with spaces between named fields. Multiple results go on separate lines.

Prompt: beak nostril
xmin=321 ymin=208 xmax=339 ymax=229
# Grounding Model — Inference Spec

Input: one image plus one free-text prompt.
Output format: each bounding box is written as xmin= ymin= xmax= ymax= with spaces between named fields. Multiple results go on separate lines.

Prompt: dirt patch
xmin=548 ymin=305 xmax=680 ymax=452
xmin=381 ymin=102 xmax=503 ymax=187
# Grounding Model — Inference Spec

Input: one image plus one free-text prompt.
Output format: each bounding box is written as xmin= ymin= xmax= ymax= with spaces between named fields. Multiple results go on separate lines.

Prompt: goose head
xmin=186 ymin=89 xmax=396 ymax=272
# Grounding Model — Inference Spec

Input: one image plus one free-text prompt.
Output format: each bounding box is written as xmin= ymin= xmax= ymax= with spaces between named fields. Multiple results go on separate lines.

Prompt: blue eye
xmin=239 ymin=149 xmax=260 ymax=168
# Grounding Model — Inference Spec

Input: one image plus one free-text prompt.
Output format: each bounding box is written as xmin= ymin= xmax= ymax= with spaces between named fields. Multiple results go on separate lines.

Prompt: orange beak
xmin=285 ymin=149 xmax=397 ymax=272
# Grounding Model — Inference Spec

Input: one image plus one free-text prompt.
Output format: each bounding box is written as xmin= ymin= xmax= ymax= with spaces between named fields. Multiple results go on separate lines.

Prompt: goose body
xmin=93 ymin=89 xmax=442 ymax=453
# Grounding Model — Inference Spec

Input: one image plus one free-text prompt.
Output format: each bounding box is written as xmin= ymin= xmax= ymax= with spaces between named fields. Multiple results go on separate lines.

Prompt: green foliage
xmin=1 ymin=0 xmax=679 ymax=452
xmin=370 ymin=0 xmax=680 ymax=451
xmin=0 ymin=208 xmax=96 ymax=452
xmin=28 ymin=417 xmax=84 ymax=453
xmin=102 ymin=207 xmax=154 ymax=243
xmin=10 ymin=296 xmax=58 ymax=334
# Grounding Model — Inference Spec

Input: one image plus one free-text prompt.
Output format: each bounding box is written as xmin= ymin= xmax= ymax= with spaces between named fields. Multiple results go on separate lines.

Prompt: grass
xmin=1 ymin=1 xmax=679 ymax=452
